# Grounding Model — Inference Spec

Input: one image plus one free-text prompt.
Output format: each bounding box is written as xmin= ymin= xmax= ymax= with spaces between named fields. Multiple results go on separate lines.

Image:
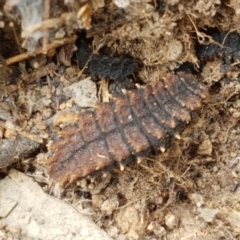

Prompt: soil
xmin=0 ymin=0 xmax=240 ymax=239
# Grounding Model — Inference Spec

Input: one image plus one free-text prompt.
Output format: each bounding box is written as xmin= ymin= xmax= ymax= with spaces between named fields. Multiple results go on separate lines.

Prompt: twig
xmin=186 ymin=12 xmax=222 ymax=47
xmin=23 ymin=13 xmax=76 ymax=36
xmin=0 ymin=135 xmax=40 ymax=168
xmin=5 ymin=35 xmax=77 ymax=66
xmin=42 ymin=0 xmax=51 ymax=54
xmin=222 ymin=26 xmax=240 ymax=46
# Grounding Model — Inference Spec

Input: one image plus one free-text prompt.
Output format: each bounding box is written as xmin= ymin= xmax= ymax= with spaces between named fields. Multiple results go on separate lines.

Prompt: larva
xmin=48 ymin=72 xmax=208 ymax=185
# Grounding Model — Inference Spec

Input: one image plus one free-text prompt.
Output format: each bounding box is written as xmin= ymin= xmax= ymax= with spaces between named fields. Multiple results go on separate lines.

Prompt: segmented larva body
xmin=48 ymin=72 xmax=208 ymax=185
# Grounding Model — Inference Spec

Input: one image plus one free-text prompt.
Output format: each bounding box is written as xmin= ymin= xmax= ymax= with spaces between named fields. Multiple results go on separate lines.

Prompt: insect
xmin=48 ymin=72 xmax=208 ymax=185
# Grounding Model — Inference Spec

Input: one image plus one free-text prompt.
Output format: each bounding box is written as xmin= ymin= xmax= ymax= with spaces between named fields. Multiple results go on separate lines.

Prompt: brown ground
xmin=0 ymin=0 xmax=240 ymax=239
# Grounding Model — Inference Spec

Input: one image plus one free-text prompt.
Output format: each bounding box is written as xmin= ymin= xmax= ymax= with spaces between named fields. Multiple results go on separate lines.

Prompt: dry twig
xmin=5 ymin=35 xmax=77 ymax=66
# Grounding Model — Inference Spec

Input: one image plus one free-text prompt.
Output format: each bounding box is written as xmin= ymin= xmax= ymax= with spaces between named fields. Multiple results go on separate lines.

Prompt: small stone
xmin=0 ymin=230 xmax=7 ymax=239
xmin=165 ymin=213 xmax=177 ymax=229
xmin=155 ymin=196 xmax=164 ymax=205
xmin=197 ymin=138 xmax=212 ymax=156
xmin=152 ymin=11 xmax=160 ymax=22
xmin=198 ymin=208 xmax=219 ymax=223
xmin=42 ymin=108 xmax=53 ymax=119
xmin=0 ymin=21 xmax=5 ymax=28
xmin=196 ymin=179 xmax=205 ymax=188
xmin=59 ymin=102 xmax=66 ymax=110
xmin=42 ymin=99 xmax=52 ymax=107
xmin=65 ymin=77 xmax=97 ymax=108
xmin=212 ymin=166 xmax=218 ymax=173
xmin=113 ymin=0 xmax=130 ymax=8
xmin=154 ymin=226 xmax=166 ymax=237
xmin=29 ymin=55 xmax=47 ymax=69
xmin=107 ymin=226 xmax=119 ymax=237
xmin=77 ymin=178 xmax=87 ymax=189
xmin=166 ymin=40 xmax=183 ymax=61
xmin=233 ymin=112 xmax=240 ymax=118
xmin=189 ymin=193 xmax=205 ymax=207
xmin=7 ymin=225 xmax=22 ymax=234
xmin=211 ymin=184 xmax=221 ymax=192
xmin=101 ymin=196 xmax=119 ymax=215
xmin=127 ymin=230 xmax=139 ymax=240
xmin=230 ymin=152 xmax=237 ymax=158
xmin=36 ymin=122 xmax=47 ymax=130
xmin=147 ymin=222 xmax=166 ymax=237
xmin=88 ymin=183 xmax=95 ymax=190
xmin=233 ymin=99 xmax=240 ymax=108
xmin=115 ymin=206 xmax=142 ymax=234
xmin=147 ymin=222 xmax=156 ymax=231
xmin=91 ymin=194 xmax=105 ymax=208
xmin=231 ymin=129 xmax=237 ymax=134
xmin=115 ymin=235 xmax=129 ymax=240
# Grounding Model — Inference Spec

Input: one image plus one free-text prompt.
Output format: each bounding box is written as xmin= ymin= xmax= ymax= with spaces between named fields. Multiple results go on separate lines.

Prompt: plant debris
xmin=0 ymin=0 xmax=240 ymax=239
xmin=77 ymin=39 xmax=136 ymax=80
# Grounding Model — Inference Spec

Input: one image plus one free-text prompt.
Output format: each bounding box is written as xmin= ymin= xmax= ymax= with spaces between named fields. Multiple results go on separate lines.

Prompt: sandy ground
xmin=0 ymin=0 xmax=240 ymax=239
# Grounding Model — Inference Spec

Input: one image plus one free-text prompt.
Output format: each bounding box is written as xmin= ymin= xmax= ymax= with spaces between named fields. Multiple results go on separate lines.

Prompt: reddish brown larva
xmin=48 ymin=72 xmax=208 ymax=185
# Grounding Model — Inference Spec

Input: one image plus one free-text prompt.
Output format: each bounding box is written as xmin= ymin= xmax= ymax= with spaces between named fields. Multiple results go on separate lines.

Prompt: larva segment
xmin=106 ymin=131 xmax=131 ymax=162
xmin=60 ymin=124 xmax=85 ymax=152
xmin=124 ymin=124 xmax=150 ymax=154
xmin=87 ymin=141 xmax=111 ymax=171
xmin=128 ymin=89 xmax=148 ymax=117
xmin=162 ymin=74 xmax=202 ymax=110
xmin=49 ymin=136 xmax=113 ymax=184
xmin=78 ymin=111 xmax=101 ymax=142
xmin=66 ymin=146 xmax=110 ymax=183
xmin=96 ymin=103 xmax=117 ymax=132
xmin=141 ymin=117 xmax=170 ymax=149
xmin=113 ymin=95 xmax=133 ymax=124
xmin=48 ymin=72 xmax=208 ymax=185
xmin=177 ymin=72 xmax=208 ymax=99
xmin=48 ymin=125 xmax=84 ymax=166
xmin=127 ymin=89 xmax=170 ymax=149
xmin=152 ymin=80 xmax=191 ymax=123
xmin=143 ymin=84 xmax=180 ymax=130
